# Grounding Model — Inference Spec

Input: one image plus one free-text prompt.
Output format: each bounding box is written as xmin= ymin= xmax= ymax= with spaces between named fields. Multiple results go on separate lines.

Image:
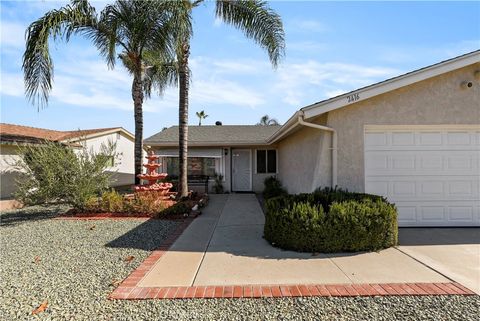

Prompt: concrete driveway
xmin=139 ymin=194 xmax=453 ymax=288
xmin=398 ymin=228 xmax=480 ymax=294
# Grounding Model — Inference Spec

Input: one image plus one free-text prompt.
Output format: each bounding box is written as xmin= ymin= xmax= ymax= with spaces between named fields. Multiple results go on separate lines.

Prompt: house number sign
xmin=346 ymin=93 xmax=360 ymax=103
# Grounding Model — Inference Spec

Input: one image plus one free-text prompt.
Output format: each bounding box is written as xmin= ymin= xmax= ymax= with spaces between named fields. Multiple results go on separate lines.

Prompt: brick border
xmin=109 ymin=215 xmax=475 ymax=300
xmin=110 ymin=282 xmax=475 ymax=300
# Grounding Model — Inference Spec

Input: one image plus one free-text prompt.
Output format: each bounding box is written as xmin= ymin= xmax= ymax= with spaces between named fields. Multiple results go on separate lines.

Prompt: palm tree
xmin=195 ymin=110 xmax=208 ymax=126
xmin=22 ymin=0 xmax=178 ymax=185
xmin=171 ymin=0 xmax=285 ymax=197
xmin=257 ymin=114 xmax=279 ymax=126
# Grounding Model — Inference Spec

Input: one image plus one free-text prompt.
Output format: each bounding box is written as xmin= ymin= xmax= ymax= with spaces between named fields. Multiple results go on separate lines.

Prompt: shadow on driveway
xmin=399 ymin=228 xmax=480 ymax=246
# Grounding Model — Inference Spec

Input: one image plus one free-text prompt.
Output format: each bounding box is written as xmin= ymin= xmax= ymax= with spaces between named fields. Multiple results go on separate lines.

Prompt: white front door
xmin=232 ymin=149 xmax=252 ymax=191
xmin=364 ymin=125 xmax=480 ymax=227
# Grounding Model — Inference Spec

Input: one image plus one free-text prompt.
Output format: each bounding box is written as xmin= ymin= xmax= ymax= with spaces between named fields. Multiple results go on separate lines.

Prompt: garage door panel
xmin=365 ymin=151 xmax=478 ymax=176
xmin=446 ymin=131 xmax=472 ymax=145
xmin=418 ymin=132 xmax=443 ymax=145
xmin=392 ymin=132 xmax=415 ymax=146
xmin=365 ymin=126 xmax=480 ymax=227
xmin=364 ymin=130 xmax=480 ymax=151
xmin=448 ymin=207 xmax=474 ymax=222
xmin=395 ymin=201 xmax=480 ymax=227
xmin=366 ymin=176 xmax=478 ymax=201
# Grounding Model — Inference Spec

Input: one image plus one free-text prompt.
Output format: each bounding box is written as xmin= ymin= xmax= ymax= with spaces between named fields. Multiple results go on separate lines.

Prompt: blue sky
xmin=1 ymin=1 xmax=479 ymax=137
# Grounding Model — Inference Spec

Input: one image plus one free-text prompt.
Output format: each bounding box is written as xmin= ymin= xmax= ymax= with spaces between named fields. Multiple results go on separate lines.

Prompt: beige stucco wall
xmin=278 ymin=63 xmax=480 ymax=194
xmin=277 ymin=115 xmax=332 ymax=194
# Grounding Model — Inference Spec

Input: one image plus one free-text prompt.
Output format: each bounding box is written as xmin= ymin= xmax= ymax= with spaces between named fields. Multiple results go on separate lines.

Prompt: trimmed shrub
xmin=262 ymin=176 xmax=287 ymax=199
xmin=264 ymin=188 xmax=397 ymax=253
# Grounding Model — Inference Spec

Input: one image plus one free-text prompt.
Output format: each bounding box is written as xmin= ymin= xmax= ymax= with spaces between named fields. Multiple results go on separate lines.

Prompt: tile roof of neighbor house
xmin=0 ymin=123 xmax=123 ymax=144
xmin=144 ymin=125 xmax=281 ymax=146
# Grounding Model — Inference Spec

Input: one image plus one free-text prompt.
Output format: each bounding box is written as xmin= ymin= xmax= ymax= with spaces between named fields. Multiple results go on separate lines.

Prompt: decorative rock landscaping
xmin=0 ymin=206 xmax=478 ymax=321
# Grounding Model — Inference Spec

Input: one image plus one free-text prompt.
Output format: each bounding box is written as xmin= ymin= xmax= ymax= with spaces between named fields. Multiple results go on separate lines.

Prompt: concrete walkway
xmin=139 ymin=194 xmax=451 ymax=288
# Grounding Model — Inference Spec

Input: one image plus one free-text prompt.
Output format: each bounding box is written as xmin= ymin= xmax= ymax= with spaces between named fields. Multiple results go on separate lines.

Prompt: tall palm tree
xmin=257 ymin=114 xmax=279 ymax=126
xmin=171 ymin=0 xmax=285 ymax=197
xmin=195 ymin=110 xmax=208 ymax=125
xmin=22 ymin=0 xmax=178 ymax=185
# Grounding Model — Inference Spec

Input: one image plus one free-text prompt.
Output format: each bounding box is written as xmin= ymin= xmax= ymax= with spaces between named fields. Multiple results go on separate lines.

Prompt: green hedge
xmin=264 ymin=188 xmax=398 ymax=253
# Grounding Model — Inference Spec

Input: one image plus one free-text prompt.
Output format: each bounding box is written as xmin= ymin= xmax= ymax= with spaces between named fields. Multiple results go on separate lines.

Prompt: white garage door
xmin=364 ymin=125 xmax=480 ymax=227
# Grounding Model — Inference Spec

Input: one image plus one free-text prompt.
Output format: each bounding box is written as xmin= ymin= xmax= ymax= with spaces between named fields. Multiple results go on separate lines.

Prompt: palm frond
xmin=22 ymin=0 xmax=98 ymax=109
xmin=216 ymin=0 xmax=285 ymax=67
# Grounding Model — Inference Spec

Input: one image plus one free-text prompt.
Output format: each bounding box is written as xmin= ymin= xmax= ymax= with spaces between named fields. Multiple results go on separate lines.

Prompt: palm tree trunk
xmin=132 ymin=68 xmax=144 ymax=185
xmin=178 ymin=41 xmax=190 ymax=197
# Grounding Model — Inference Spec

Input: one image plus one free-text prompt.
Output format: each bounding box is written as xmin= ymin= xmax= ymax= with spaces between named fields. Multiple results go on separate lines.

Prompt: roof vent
xmin=215 ymin=121 xmax=222 ymax=126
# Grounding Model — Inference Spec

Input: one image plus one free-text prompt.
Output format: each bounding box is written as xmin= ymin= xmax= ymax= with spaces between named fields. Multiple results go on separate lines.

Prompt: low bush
xmin=264 ymin=188 xmax=397 ymax=253
xmin=125 ymin=192 xmax=168 ymax=215
xmin=262 ymin=176 xmax=287 ymax=199
xmin=84 ymin=190 xmax=168 ymax=216
xmin=100 ymin=189 xmax=124 ymax=212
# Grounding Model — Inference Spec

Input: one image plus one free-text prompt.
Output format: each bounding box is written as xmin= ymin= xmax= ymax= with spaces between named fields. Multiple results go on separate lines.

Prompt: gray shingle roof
xmin=144 ymin=125 xmax=281 ymax=146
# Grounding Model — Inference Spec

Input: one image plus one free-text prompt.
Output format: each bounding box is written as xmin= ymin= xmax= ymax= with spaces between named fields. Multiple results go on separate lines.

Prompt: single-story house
xmin=145 ymin=50 xmax=479 ymax=227
xmin=0 ymin=123 xmax=136 ymax=199
xmin=144 ymin=125 xmax=281 ymax=192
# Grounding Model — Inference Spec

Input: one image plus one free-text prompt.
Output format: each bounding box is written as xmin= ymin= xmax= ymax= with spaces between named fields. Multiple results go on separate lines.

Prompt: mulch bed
xmin=57 ymin=193 xmax=209 ymax=221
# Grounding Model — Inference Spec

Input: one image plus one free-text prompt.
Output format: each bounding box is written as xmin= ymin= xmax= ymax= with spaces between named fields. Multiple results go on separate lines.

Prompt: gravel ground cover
xmin=1 ymin=206 xmax=478 ymax=321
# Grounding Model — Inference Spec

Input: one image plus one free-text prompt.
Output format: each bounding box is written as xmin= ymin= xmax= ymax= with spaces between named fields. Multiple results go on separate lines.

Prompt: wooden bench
xmin=169 ymin=175 xmax=210 ymax=194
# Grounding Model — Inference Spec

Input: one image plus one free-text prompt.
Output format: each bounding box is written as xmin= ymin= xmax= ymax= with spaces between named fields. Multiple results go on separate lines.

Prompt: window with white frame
xmin=256 ymin=149 xmax=277 ymax=173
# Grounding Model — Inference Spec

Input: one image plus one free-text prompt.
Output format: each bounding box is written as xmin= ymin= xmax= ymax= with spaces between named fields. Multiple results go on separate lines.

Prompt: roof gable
xmin=301 ymin=50 xmax=480 ymax=119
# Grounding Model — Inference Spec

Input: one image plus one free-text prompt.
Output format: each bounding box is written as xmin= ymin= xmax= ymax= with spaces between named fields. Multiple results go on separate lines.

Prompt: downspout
xmin=297 ymin=112 xmax=337 ymax=188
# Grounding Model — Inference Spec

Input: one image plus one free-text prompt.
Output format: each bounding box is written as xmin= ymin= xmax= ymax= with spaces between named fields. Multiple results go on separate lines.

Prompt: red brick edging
xmin=109 ymin=215 xmax=476 ymax=300
xmin=110 ymin=282 xmax=475 ymax=300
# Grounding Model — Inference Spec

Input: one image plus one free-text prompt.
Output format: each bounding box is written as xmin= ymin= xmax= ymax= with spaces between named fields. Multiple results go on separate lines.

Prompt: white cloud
xmin=213 ymin=17 xmax=223 ymax=27
xmin=378 ymin=40 xmax=480 ymax=64
xmin=325 ymin=89 xmax=348 ymax=98
xmin=190 ymin=79 xmax=265 ymax=108
xmin=0 ymin=73 xmax=24 ymax=97
xmin=288 ymin=41 xmax=328 ymax=53
xmin=1 ymin=21 xmax=27 ymax=49
xmin=210 ymin=59 xmax=268 ymax=75
xmin=275 ymin=60 xmax=399 ymax=106
xmin=289 ymin=19 xmax=328 ymax=33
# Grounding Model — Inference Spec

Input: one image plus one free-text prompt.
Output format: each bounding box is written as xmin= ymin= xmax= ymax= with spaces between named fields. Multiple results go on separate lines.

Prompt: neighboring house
xmin=0 ymin=124 xmax=135 ymax=199
xmin=146 ymin=50 xmax=480 ymax=227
